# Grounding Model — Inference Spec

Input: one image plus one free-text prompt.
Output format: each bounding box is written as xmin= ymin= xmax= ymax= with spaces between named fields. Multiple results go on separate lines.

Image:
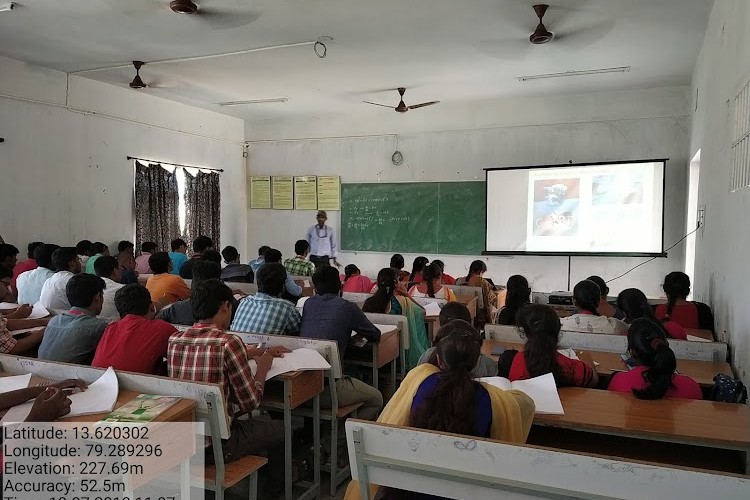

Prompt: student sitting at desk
xmin=617 ymin=288 xmax=686 ymax=340
xmin=586 ymin=275 xmax=617 ymax=318
xmin=16 ymin=243 xmax=59 ymax=305
xmin=655 ymin=271 xmax=714 ymax=331
xmin=39 ymin=247 xmax=82 ymax=310
xmin=134 ymin=241 xmax=157 ymax=275
xmin=363 ymin=268 xmax=428 ymax=370
xmin=158 ymin=260 xmax=238 ymax=326
xmin=498 ymin=304 xmax=598 ymax=387
xmin=301 ymin=265 xmax=383 ymax=420
xmin=408 ymin=263 xmax=457 ymax=301
xmin=92 ymin=284 xmax=177 ymax=375
xmin=403 ymin=256 xmax=428 ymax=283
xmin=360 ymin=321 xmax=535 ymax=500
xmin=168 ymin=279 xmax=287 ymax=493
xmin=432 ymin=260 xmax=455 ymax=285
xmin=12 ymin=241 xmax=43 ymax=292
xmin=390 ymin=253 xmax=410 ymax=282
xmin=495 ymin=274 xmax=531 ymax=326
xmin=83 ymin=241 xmax=109 ymax=275
xmin=263 ymin=248 xmax=302 ymax=300
xmin=146 ymin=252 xmax=191 ymax=306
xmin=0 ymin=309 xmax=45 ymax=355
xmin=608 ymin=318 xmax=702 ymax=400
xmin=38 ymin=273 xmax=108 ymax=364
xmin=560 ymin=280 xmax=628 ymax=335
xmin=168 ymin=238 xmax=188 ymax=276
xmin=342 ymin=264 xmax=374 ymax=293
xmin=0 ymin=265 xmax=17 ymax=303
xmin=455 ymin=260 xmax=497 ymax=326
xmin=94 ymin=256 xmax=125 ymax=323
xmin=231 ymin=263 xmax=301 ymax=335
xmin=284 ymin=240 xmax=315 ymax=278
xmin=418 ymin=303 xmax=498 ymax=377
xmin=179 ymin=235 xmax=213 ymax=280
xmin=220 ymin=245 xmax=254 ymax=283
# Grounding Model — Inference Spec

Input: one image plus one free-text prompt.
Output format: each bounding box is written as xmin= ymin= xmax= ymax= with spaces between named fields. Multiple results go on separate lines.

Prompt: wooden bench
xmin=0 ymin=354 xmax=265 ymax=500
xmin=345 ymin=419 xmax=750 ymax=499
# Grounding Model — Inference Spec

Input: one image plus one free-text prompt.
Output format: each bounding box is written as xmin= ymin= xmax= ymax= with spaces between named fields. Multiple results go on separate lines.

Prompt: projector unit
xmin=548 ymin=291 xmax=574 ymax=306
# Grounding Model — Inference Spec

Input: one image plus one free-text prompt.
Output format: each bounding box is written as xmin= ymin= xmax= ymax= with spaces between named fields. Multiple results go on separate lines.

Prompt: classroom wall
xmin=689 ymin=0 xmax=750 ymax=383
xmin=246 ymin=86 xmax=691 ymax=297
xmin=0 ymin=56 xmax=248 ymax=257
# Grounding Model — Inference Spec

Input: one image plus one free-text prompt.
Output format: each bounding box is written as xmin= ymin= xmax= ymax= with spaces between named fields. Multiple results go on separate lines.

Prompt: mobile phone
xmin=620 ymin=354 xmax=637 ymax=369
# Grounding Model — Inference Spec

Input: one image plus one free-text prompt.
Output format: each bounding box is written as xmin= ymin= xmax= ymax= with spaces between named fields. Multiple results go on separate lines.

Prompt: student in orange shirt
xmin=145 ymin=252 xmax=190 ymax=306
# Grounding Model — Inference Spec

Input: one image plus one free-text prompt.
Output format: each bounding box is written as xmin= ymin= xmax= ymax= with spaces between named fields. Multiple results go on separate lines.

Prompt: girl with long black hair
xmin=456 ymin=259 xmax=497 ymax=325
xmin=495 ymin=274 xmax=530 ymax=325
xmin=404 ymin=256 xmax=429 ymax=283
xmin=560 ymin=280 xmax=628 ymax=335
xmin=363 ymin=268 xmax=429 ymax=369
xmin=408 ymin=263 xmax=456 ymax=301
xmin=617 ymin=288 xmax=686 ymax=340
xmin=498 ymin=304 xmax=598 ymax=387
xmin=608 ymin=318 xmax=702 ymax=399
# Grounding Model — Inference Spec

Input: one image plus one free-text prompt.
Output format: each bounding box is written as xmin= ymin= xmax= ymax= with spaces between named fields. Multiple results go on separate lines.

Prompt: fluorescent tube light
xmin=217 ymin=98 xmax=289 ymax=106
xmin=517 ymin=66 xmax=631 ymax=82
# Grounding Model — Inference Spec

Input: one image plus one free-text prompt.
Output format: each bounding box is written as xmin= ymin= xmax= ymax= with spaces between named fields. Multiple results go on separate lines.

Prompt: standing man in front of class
xmin=306 ymin=210 xmax=341 ymax=270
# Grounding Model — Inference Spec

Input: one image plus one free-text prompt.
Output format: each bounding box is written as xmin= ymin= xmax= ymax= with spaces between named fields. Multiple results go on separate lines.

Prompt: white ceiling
xmin=0 ymin=0 xmax=713 ymax=124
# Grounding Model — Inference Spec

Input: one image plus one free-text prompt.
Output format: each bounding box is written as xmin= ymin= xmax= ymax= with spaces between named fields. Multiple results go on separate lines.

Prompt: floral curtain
xmin=184 ymin=171 xmax=221 ymax=248
xmin=134 ymin=162 xmax=180 ymax=253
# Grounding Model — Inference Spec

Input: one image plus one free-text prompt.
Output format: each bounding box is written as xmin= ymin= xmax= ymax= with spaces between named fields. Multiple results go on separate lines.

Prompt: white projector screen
xmin=485 ymin=160 xmax=666 ymax=256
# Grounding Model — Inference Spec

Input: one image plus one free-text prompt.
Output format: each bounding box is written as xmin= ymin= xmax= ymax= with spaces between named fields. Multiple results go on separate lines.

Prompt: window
xmin=730 ymin=79 xmax=750 ymax=192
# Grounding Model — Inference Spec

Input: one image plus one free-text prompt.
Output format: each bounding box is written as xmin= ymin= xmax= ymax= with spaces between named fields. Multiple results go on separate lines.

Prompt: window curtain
xmin=134 ymin=162 xmax=180 ymax=252
xmin=184 ymin=171 xmax=221 ymax=248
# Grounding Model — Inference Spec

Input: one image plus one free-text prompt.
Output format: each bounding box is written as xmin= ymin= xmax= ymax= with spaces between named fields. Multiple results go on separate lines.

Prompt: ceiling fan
xmin=363 ymin=88 xmax=439 ymax=113
xmin=129 ymin=61 xmax=148 ymax=89
xmin=166 ymin=0 xmax=262 ymax=29
xmin=529 ymin=4 xmax=554 ymax=44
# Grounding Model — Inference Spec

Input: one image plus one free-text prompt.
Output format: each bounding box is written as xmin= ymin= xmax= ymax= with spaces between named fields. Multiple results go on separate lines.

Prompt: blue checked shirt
xmin=230 ymin=293 xmax=302 ymax=335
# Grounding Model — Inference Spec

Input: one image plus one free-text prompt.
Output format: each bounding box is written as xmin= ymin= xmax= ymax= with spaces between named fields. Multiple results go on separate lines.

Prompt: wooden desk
xmin=481 ymin=339 xmax=732 ymax=388
xmin=61 ymin=389 xmax=196 ymax=423
xmin=535 ymin=387 xmax=750 ymax=474
xmin=686 ymin=328 xmax=715 ymax=341
xmin=345 ymin=325 xmax=400 ymax=394
xmin=263 ymin=369 xmax=324 ymax=500
xmin=425 ymin=295 xmax=478 ymax=342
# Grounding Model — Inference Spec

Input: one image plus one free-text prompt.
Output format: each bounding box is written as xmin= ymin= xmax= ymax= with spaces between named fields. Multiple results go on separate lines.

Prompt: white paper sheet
xmin=423 ymin=302 xmax=442 ymax=317
xmin=27 ymin=301 xmax=50 ymax=319
xmin=1 ymin=367 xmax=119 ymax=422
xmin=0 ymin=374 xmax=32 ymax=394
xmin=250 ymin=348 xmax=332 ymax=380
xmin=557 ymin=348 xmax=580 ymax=360
xmin=477 ymin=373 xmax=564 ymax=415
xmin=687 ymin=334 xmax=711 ymax=343
xmin=0 ymin=302 xmax=19 ymax=310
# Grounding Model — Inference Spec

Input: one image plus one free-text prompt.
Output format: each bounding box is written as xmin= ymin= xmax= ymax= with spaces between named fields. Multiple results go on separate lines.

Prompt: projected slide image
xmin=531 ymin=178 xmax=580 ymax=237
xmin=592 ymin=174 xmax=644 ymax=205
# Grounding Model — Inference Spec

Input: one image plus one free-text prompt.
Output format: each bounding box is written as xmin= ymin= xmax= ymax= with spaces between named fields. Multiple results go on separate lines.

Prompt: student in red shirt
xmin=617 ymin=288 xmax=686 ymax=340
xmin=403 ymin=256 xmax=428 ymax=283
xmin=342 ymin=264 xmax=374 ymax=293
xmin=432 ymin=260 xmax=456 ymax=285
xmin=654 ymin=271 xmax=711 ymax=330
xmin=92 ymin=284 xmax=177 ymax=375
xmin=608 ymin=318 xmax=702 ymax=400
xmin=498 ymin=304 xmax=598 ymax=388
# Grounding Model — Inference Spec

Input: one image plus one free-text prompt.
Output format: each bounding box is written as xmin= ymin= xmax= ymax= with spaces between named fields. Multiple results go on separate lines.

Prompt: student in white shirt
xmin=560 ymin=280 xmax=628 ymax=335
xmin=39 ymin=247 xmax=81 ymax=310
xmin=93 ymin=256 xmax=124 ymax=323
xmin=408 ymin=263 xmax=457 ymax=301
xmin=16 ymin=243 xmax=59 ymax=305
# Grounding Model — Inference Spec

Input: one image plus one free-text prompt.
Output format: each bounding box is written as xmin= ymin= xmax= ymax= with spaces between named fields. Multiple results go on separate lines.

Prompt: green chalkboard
xmin=341 ymin=182 xmax=486 ymax=256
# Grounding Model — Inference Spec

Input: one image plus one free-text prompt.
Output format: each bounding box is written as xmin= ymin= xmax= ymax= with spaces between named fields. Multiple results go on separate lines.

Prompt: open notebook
xmin=476 ymin=373 xmax=564 ymax=415
xmin=250 ymin=347 xmax=331 ymax=380
xmin=1 ymin=367 xmax=119 ymax=422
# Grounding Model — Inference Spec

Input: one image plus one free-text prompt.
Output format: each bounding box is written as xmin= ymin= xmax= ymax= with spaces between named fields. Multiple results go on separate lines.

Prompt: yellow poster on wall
xmin=317 ymin=176 xmax=341 ymax=211
xmin=249 ymin=176 xmax=271 ymax=209
xmin=272 ymin=176 xmax=294 ymax=210
xmin=294 ymin=176 xmax=318 ymax=210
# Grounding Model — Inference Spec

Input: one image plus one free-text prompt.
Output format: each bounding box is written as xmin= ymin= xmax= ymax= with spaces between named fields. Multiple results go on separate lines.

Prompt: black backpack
xmin=710 ymin=374 xmax=748 ymax=404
